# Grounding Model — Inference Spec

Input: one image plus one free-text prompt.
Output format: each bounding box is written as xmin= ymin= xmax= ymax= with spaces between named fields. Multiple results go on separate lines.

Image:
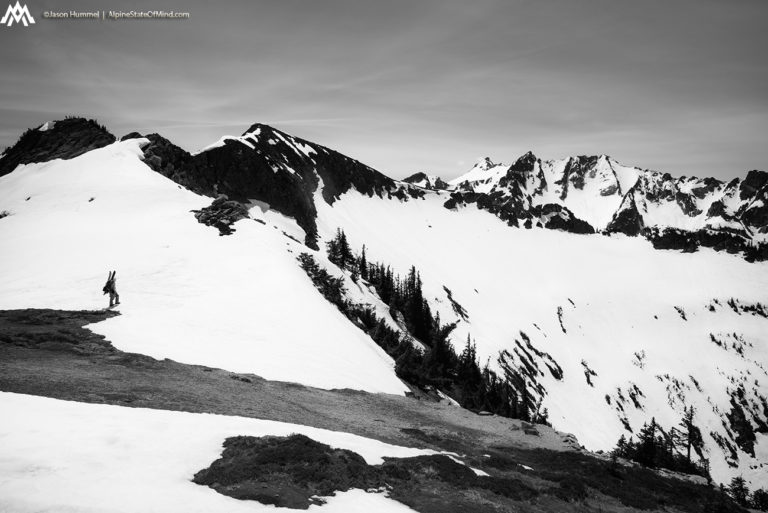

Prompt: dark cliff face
xmin=558 ymin=156 xmax=601 ymax=197
xmin=739 ymin=171 xmax=768 ymax=232
xmin=0 ymin=118 xmax=116 ymax=177
xmin=134 ymin=123 xmax=410 ymax=248
xmin=509 ymin=151 xmax=538 ymax=174
xmin=606 ymin=191 xmax=645 ymax=236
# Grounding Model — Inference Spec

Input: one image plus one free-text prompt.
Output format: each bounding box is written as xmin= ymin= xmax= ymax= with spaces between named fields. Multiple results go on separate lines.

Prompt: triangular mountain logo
xmin=1 ymin=1 xmax=35 ymax=26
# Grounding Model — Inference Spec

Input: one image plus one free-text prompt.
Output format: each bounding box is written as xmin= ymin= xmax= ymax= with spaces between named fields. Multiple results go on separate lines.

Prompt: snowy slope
xmin=536 ymin=155 xmax=630 ymax=229
xmin=315 ymin=187 xmax=768 ymax=488
xmin=0 ymin=392 xmax=428 ymax=513
xmin=1 ymin=119 xmax=767 ymax=490
xmin=449 ymin=157 xmax=510 ymax=193
xmin=444 ymin=152 xmax=768 ymax=254
xmin=0 ymin=140 xmax=408 ymax=394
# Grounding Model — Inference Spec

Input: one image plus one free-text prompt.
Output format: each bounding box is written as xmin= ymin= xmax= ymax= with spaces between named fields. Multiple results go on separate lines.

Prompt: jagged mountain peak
xmin=510 ymin=150 xmax=538 ymax=172
xmin=448 ymin=156 xmax=509 ymax=189
xmin=242 ymin=122 xmax=271 ymax=135
xmin=474 ymin=156 xmax=498 ymax=170
xmin=240 ymin=122 xmax=311 ymax=149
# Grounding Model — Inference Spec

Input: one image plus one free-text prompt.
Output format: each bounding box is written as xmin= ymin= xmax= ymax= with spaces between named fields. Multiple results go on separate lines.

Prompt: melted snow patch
xmin=0 ymin=393 xmax=424 ymax=513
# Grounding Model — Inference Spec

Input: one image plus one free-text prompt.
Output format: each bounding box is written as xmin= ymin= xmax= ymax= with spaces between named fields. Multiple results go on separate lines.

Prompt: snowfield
xmin=0 ymin=140 xmax=408 ymax=395
xmin=315 ymin=188 xmax=768 ymax=488
xmin=0 ymin=133 xmax=766 ymax=489
xmin=0 ymin=392 xmax=424 ymax=513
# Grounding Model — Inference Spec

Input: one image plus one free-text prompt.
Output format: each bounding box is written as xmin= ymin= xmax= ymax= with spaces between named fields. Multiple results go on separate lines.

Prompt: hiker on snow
xmin=103 ymin=270 xmax=120 ymax=307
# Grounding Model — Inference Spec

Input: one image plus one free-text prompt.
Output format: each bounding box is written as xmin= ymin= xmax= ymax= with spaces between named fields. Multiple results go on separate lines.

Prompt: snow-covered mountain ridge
xmin=5 ymin=118 xmax=764 ymax=259
xmin=1 ymin=118 xmax=767 ymax=491
xmin=408 ymin=153 xmax=768 ymax=261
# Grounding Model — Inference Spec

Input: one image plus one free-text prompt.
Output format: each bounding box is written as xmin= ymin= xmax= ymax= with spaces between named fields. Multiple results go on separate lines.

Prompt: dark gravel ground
xmin=0 ymin=308 xmax=576 ymax=454
xmin=0 ymin=308 xmax=744 ymax=513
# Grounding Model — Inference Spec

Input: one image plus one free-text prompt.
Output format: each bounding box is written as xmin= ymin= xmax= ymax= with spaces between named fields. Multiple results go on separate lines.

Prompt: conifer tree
xmin=677 ymin=405 xmax=704 ymax=463
xmin=615 ymin=434 xmax=629 ymax=458
xmin=751 ymin=488 xmax=768 ymax=511
xmin=728 ymin=476 xmax=749 ymax=507
xmin=338 ymin=230 xmax=352 ymax=269
xmin=635 ymin=418 xmax=658 ymax=467
xmin=359 ymin=245 xmax=368 ymax=280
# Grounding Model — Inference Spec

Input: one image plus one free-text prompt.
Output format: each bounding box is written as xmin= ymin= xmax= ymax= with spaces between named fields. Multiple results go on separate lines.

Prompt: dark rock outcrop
xmin=739 ymin=171 xmax=768 ymax=232
xmin=120 ymin=132 xmax=143 ymax=141
xmin=739 ymin=170 xmax=768 ymax=201
xmin=690 ymin=177 xmax=721 ymax=199
xmin=559 ymin=156 xmax=600 ymax=196
xmin=140 ymin=133 xmax=208 ymax=195
xmin=606 ymin=192 xmax=644 ymax=236
xmin=192 ymin=195 xmax=250 ymax=235
xmin=645 ymin=227 xmax=768 ymax=261
xmin=444 ymin=192 xmax=595 ymax=235
xmin=0 ymin=117 xmax=115 ymax=177
xmin=535 ymin=204 xmax=595 ymax=234
xmin=508 ymin=151 xmax=538 ymax=174
xmin=403 ymin=172 xmax=449 ymax=190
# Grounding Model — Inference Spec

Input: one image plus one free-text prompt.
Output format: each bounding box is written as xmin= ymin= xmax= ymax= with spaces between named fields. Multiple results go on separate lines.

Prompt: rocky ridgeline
xmin=408 ymin=151 xmax=768 ymax=261
xmin=2 ymin=117 xmax=766 ymax=260
xmin=125 ymin=124 xmax=422 ymax=248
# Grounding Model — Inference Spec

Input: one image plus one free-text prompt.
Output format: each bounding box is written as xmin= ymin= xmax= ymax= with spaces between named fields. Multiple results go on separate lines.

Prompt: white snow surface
xmin=315 ymin=188 xmax=768 ymax=488
xmin=194 ymin=134 xmax=256 ymax=154
xmin=449 ymin=157 xmax=509 ymax=192
xmin=38 ymin=121 xmax=55 ymax=132
xmin=0 ymin=140 xmax=408 ymax=395
xmin=2 ymin=138 xmax=768 ymax=488
xmin=0 ymin=392 xmax=423 ymax=513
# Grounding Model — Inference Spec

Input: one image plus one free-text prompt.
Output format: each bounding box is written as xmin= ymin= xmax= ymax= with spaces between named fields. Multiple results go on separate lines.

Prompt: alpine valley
xmin=1 ymin=117 xmax=767 ymax=513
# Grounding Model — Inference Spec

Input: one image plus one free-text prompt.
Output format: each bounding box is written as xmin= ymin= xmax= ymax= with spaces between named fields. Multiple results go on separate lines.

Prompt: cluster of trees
xmin=303 ymin=229 xmax=540 ymax=420
xmin=726 ymin=476 xmax=768 ymax=511
xmin=613 ymin=410 xmax=709 ymax=478
xmin=609 ymin=414 xmax=768 ymax=509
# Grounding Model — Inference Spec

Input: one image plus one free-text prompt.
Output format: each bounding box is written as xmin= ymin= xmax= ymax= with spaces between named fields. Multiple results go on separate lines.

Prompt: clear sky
xmin=1 ymin=0 xmax=766 ymax=180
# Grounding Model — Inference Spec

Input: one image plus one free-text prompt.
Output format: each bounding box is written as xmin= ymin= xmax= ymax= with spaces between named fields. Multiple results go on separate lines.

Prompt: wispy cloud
xmin=1 ymin=0 xmax=766 ymax=179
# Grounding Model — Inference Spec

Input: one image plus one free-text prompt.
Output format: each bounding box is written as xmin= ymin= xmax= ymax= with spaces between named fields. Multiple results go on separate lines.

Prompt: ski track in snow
xmin=0 ymin=392 xmax=423 ymax=513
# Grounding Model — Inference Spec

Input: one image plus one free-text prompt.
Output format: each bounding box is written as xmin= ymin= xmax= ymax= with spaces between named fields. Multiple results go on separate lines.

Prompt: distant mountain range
xmin=3 ymin=117 xmax=765 ymax=259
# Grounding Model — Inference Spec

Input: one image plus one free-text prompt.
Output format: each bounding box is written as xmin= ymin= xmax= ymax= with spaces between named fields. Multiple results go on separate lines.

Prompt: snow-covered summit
xmin=448 ymin=156 xmax=509 ymax=190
